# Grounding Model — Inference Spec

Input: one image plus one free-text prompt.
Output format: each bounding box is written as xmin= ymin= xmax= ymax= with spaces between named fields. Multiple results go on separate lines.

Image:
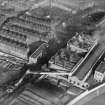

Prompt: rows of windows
xmin=0 ymin=14 xmax=52 ymax=60
xmin=7 ymin=17 xmax=50 ymax=33
xmin=0 ymin=59 xmax=22 ymax=71
xmin=19 ymin=14 xmax=51 ymax=27
xmin=3 ymin=24 xmax=47 ymax=40
xmin=0 ymin=35 xmax=28 ymax=59
xmin=0 ymin=55 xmax=25 ymax=65
xmin=0 ymin=35 xmax=27 ymax=49
xmin=0 ymin=28 xmax=27 ymax=44
xmin=2 ymin=16 xmax=51 ymax=43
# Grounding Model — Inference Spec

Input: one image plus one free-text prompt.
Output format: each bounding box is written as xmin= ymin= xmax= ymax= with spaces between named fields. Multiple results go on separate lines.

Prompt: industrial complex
xmin=0 ymin=0 xmax=105 ymax=105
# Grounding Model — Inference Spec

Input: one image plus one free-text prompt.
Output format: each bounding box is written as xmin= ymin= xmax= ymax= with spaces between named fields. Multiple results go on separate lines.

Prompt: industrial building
xmin=0 ymin=0 xmax=105 ymax=105
xmin=49 ymin=32 xmax=95 ymax=72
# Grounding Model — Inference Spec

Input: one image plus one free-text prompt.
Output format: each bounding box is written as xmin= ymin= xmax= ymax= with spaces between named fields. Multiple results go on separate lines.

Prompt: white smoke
xmin=93 ymin=27 xmax=105 ymax=42
xmin=93 ymin=30 xmax=101 ymax=41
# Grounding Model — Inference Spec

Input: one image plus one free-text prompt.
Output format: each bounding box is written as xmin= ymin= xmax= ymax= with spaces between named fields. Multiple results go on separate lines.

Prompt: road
xmin=84 ymin=93 xmax=105 ymax=105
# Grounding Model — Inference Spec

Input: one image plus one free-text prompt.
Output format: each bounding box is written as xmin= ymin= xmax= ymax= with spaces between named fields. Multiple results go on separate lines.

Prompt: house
xmin=94 ymin=62 xmax=105 ymax=82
